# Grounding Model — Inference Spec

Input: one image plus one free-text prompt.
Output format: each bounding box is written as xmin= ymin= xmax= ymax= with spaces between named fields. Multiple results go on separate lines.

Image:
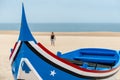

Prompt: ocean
xmin=0 ymin=23 xmax=120 ymax=32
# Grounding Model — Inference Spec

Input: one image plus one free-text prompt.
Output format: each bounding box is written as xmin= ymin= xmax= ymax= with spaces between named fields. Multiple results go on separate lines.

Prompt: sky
xmin=0 ymin=0 xmax=120 ymax=23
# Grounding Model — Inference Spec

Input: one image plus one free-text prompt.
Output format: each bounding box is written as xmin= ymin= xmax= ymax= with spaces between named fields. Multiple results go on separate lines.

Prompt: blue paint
xmin=18 ymin=3 xmax=36 ymax=43
xmin=21 ymin=61 xmax=31 ymax=73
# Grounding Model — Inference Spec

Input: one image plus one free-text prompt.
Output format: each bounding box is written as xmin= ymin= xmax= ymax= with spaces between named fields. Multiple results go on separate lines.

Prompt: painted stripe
xmin=27 ymin=41 xmax=120 ymax=79
xmin=10 ymin=41 xmax=22 ymax=64
xmin=35 ymin=42 xmax=120 ymax=74
xmin=9 ymin=42 xmax=18 ymax=59
xmin=25 ymin=42 xmax=92 ymax=79
xmin=37 ymin=42 xmax=117 ymax=73
xmin=10 ymin=41 xmax=120 ymax=79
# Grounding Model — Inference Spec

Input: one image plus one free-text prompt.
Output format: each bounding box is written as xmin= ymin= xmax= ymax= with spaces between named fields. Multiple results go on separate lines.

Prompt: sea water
xmin=0 ymin=23 xmax=120 ymax=32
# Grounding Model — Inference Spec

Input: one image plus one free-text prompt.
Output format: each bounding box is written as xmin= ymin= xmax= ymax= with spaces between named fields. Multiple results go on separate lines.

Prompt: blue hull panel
xmin=12 ymin=42 xmax=88 ymax=80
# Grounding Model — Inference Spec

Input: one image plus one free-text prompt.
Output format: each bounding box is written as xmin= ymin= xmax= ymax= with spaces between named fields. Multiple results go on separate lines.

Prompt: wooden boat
xmin=9 ymin=3 xmax=120 ymax=80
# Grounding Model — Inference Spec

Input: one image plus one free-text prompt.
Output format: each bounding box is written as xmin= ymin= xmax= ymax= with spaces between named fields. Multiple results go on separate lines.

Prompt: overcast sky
xmin=0 ymin=0 xmax=120 ymax=23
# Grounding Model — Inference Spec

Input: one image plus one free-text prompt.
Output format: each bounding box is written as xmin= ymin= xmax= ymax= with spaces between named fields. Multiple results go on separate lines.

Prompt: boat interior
xmin=57 ymin=48 xmax=119 ymax=70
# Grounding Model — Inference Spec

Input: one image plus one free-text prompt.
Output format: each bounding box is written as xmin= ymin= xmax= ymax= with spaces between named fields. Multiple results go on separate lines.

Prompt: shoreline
xmin=1 ymin=31 xmax=120 ymax=37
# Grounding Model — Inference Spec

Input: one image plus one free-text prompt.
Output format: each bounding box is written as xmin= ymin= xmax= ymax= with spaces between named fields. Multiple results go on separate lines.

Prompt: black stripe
xmin=11 ymin=42 xmax=22 ymax=65
xmin=25 ymin=41 xmax=117 ymax=79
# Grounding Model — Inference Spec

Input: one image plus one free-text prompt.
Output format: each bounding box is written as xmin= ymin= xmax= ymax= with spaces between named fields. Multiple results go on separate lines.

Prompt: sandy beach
xmin=1 ymin=31 xmax=120 ymax=80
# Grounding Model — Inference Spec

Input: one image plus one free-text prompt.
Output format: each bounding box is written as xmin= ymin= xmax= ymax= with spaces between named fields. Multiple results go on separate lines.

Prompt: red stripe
xmin=37 ymin=42 xmax=117 ymax=73
xmin=9 ymin=42 xmax=18 ymax=59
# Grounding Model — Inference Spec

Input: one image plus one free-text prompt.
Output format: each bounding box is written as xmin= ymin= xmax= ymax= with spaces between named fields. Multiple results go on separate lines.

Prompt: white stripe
xmin=29 ymin=41 xmax=120 ymax=78
xmin=10 ymin=41 xmax=21 ymax=64
xmin=17 ymin=58 xmax=43 ymax=80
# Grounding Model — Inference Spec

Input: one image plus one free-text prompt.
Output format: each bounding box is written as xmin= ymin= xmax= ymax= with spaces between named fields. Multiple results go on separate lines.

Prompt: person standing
xmin=50 ymin=32 xmax=55 ymax=46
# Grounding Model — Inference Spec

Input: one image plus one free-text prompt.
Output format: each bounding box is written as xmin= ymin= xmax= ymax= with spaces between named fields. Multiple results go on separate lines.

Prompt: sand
xmin=0 ymin=31 xmax=120 ymax=80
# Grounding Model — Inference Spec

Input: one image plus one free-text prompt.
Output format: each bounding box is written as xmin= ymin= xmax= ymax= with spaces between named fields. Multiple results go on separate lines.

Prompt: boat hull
xmin=10 ymin=41 xmax=120 ymax=80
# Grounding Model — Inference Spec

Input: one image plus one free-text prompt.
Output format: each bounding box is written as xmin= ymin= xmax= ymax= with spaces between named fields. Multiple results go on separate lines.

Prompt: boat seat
xmin=80 ymin=51 xmax=116 ymax=57
xmin=74 ymin=56 xmax=116 ymax=65
xmin=79 ymin=48 xmax=117 ymax=56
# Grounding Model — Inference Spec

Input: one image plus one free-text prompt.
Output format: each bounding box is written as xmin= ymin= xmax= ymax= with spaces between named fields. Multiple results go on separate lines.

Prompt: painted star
xmin=50 ymin=70 xmax=56 ymax=77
